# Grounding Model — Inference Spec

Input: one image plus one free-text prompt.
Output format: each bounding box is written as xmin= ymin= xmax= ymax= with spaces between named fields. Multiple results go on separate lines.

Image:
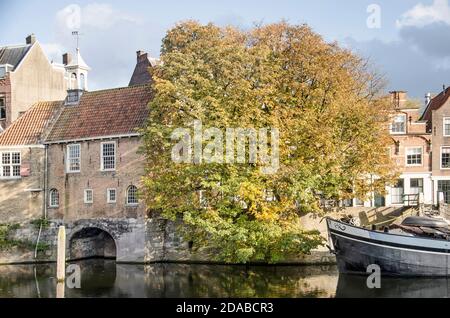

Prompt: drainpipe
xmin=34 ymin=145 xmax=48 ymax=259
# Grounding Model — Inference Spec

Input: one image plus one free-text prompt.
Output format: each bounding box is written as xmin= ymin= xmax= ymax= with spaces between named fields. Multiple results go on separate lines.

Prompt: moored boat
xmin=327 ymin=217 xmax=450 ymax=276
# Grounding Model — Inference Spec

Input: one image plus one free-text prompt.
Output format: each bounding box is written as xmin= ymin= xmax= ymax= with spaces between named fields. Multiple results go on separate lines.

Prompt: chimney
xmin=389 ymin=91 xmax=407 ymax=109
xmin=136 ymin=50 xmax=148 ymax=62
xmin=62 ymin=53 xmax=72 ymax=65
xmin=26 ymin=34 xmax=36 ymax=45
xmin=425 ymin=93 xmax=431 ymax=106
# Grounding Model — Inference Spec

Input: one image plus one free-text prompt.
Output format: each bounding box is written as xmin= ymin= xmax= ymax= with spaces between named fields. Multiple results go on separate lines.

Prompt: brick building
xmin=44 ymin=85 xmax=151 ymax=221
xmin=0 ymin=34 xmax=68 ymax=130
xmin=420 ymin=86 xmax=450 ymax=204
xmin=0 ymin=48 xmax=154 ymax=224
xmin=386 ymin=91 xmax=432 ymax=206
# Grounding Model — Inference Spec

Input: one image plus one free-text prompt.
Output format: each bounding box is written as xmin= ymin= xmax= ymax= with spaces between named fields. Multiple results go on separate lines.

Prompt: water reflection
xmin=4 ymin=260 xmax=449 ymax=298
xmin=336 ymin=274 xmax=450 ymax=298
xmin=0 ymin=260 xmax=338 ymax=298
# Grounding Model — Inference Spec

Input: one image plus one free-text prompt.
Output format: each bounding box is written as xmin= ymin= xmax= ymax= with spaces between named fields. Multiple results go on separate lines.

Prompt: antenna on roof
xmin=71 ymin=31 xmax=82 ymax=49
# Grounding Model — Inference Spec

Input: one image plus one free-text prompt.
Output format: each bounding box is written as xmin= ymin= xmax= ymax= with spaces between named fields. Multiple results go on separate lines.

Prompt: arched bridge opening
xmin=69 ymin=227 xmax=117 ymax=261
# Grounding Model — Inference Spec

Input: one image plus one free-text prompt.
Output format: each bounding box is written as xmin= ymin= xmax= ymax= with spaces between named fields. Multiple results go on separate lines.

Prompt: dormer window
xmin=0 ymin=64 xmax=13 ymax=79
xmin=65 ymin=89 xmax=83 ymax=105
xmin=391 ymin=114 xmax=406 ymax=134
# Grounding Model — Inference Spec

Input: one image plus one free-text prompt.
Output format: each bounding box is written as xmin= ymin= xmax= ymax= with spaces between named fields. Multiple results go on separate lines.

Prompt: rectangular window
xmin=391 ymin=179 xmax=404 ymax=204
xmin=442 ymin=147 xmax=450 ymax=169
xmin=374 ymin=193 xmax=386 ymax=207
xmin=67 ymin=144 xmax=81 ymax=172
xmin=101 ymin=142 xmax=116 ymax=171
xmin=444 ymin=118 xmax=450 ymax=136
xmin=409 ymin=178 xmax=423 ymax=205
xmin=391 ymin=114 xmax=406 ymax=134
xmin=107 ymin=188 xmax=116 ymax=203
xmin=342 ymin=199 xmax=353 ymax=207
xmin=438 ymin=180 xmax=450 ymax=204
xmin=406 ymin=147 xmax=422 ymax=166
xmin=0 ymin=97 xmax=5 ymax=120
xmin=354 ymin=198 xmax=364 ymax=206
xmin=84 ymin=189 xmax=93 ymax=204
xmin=0 ymin=151 xmax=20 ymax=178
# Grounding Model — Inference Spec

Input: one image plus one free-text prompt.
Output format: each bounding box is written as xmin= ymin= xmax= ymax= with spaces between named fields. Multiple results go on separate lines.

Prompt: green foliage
xmin=142 ymin=21 xmax=397 ymax=263
xmin=30 ymin=218 xmax=50 ymax=230
xmin=0 ymin=223 xmax=48 ymax=252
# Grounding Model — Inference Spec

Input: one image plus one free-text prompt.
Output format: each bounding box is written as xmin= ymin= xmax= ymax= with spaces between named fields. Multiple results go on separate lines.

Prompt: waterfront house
xmin=420 ymin=86 xmax=450 ymax=204
xmin=386 ymin=91 xmax=432 ymax=206
xmin=44 ymin=84 xmax=151 ymax=221
xmin=0 ymin=100 xmax=62 ymax=223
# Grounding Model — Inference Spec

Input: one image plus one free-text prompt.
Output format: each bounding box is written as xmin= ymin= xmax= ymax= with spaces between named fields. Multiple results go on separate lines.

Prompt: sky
xmin=1 ymin=0 xmax=450 ymax=100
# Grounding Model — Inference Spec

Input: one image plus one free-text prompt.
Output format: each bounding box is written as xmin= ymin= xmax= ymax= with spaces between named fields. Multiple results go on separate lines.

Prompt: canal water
xmin=0 ymin=259 xmax=449 ymax=298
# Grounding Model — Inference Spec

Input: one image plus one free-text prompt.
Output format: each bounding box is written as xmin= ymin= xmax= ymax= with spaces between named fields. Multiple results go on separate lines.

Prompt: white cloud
xmin=56 ymin=3 xmax=140 ymax=33
xmin=82 ymin=3 xmax=141 ymax=30
xmin=49 ymin=3 xmax=163 ymax=90
xmin=56 ymin=4 xmax=81 ymax=30
xmin=396 ymin=0 xmax=450 ymax=28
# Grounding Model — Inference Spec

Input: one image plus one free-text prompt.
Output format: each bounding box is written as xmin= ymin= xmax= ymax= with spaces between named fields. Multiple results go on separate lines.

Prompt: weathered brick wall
xmin=47 ymin=137 xmax=146 ymax=220
xmin=0 ymin=147 xmax=45 ymax=223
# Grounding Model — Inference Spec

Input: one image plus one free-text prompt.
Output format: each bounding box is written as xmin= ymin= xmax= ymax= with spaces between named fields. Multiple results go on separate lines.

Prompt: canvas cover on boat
xmin=401 ymin=216 xmax=448 ymax=229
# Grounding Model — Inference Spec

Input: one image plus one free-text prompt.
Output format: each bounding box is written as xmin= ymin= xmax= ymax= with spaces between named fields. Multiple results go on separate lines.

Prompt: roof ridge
xmin=0 ymin=44 xmax=30 ymax=49
xmin=85 ymin=83 xmax=150 ymax=95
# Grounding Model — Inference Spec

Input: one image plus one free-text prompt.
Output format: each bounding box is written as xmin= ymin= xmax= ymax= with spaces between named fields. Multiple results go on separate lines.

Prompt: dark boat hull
xmin=327 ymin=218 xmax=450 ymax=277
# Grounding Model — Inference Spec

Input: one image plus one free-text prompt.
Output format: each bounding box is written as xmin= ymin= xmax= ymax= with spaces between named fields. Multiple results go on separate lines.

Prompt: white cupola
xmin=63 ymin=48 xmax=91 ymax=91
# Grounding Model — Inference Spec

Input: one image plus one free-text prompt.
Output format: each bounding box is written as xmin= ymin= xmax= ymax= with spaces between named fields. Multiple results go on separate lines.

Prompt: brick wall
xmin=0 ymin=147 xmax=45 ymax=223
xmin=47 ymin=136 xmax=146 ymax=220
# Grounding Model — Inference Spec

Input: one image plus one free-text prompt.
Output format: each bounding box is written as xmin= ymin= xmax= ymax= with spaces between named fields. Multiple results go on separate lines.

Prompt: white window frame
xmin=84 ymin=189 xmax=93 ymax=204
xmin=100 ymin=141 xmax=116 ymax=171
xmin=441 ymin=146 xmax=450 ymax=170
xmin=390 ymin=114 xmax=406 ymax=134
xmin=107 ymin=188 xmax=116 ymax=203
xmin=126 ymin=185 xmax=138 ymax=206
xmin=391 ymin=179 xmax=405 ymax=205
xmin=405 ymin=146 xmax=423 ymax=167
xmin=0 ymin=151 xmax=21 ymax=179
xmin=444 ymin=117 xmax=450 ymax=137
xmin=49 ymin=189 xmax=59 ymax=208
xmin=66 ymin=144 xmax=81 ymax=173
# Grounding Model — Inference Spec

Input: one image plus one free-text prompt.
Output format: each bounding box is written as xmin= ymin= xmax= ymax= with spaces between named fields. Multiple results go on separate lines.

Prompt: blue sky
xmin=1 ymin=0 xmax=449 ymax=100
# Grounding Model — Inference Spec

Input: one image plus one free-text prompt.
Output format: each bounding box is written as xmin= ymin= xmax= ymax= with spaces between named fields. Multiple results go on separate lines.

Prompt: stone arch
xmin=69 ymin=226 xmax=117 ymax=261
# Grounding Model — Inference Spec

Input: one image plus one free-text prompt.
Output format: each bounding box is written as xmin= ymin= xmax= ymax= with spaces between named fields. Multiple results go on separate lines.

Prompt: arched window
xmin=49 ymin=189 xmax=59 ymax=207
xmin=126 ymin=185 xmax=138 ymax=205
xmin=80 ymin=73 xmax=85 ymax=90
xmin=70 ymin=73 xmax=77 ymax=89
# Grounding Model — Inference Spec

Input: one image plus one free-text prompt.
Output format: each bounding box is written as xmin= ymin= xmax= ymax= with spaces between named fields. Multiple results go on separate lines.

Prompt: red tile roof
xmin=0 ymin=101 xmax=62 ymax=146
xmin=421 ymin=87 xmax=450 ymax=122
xmin=45 ymin=84 xmax=152 ymax=142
